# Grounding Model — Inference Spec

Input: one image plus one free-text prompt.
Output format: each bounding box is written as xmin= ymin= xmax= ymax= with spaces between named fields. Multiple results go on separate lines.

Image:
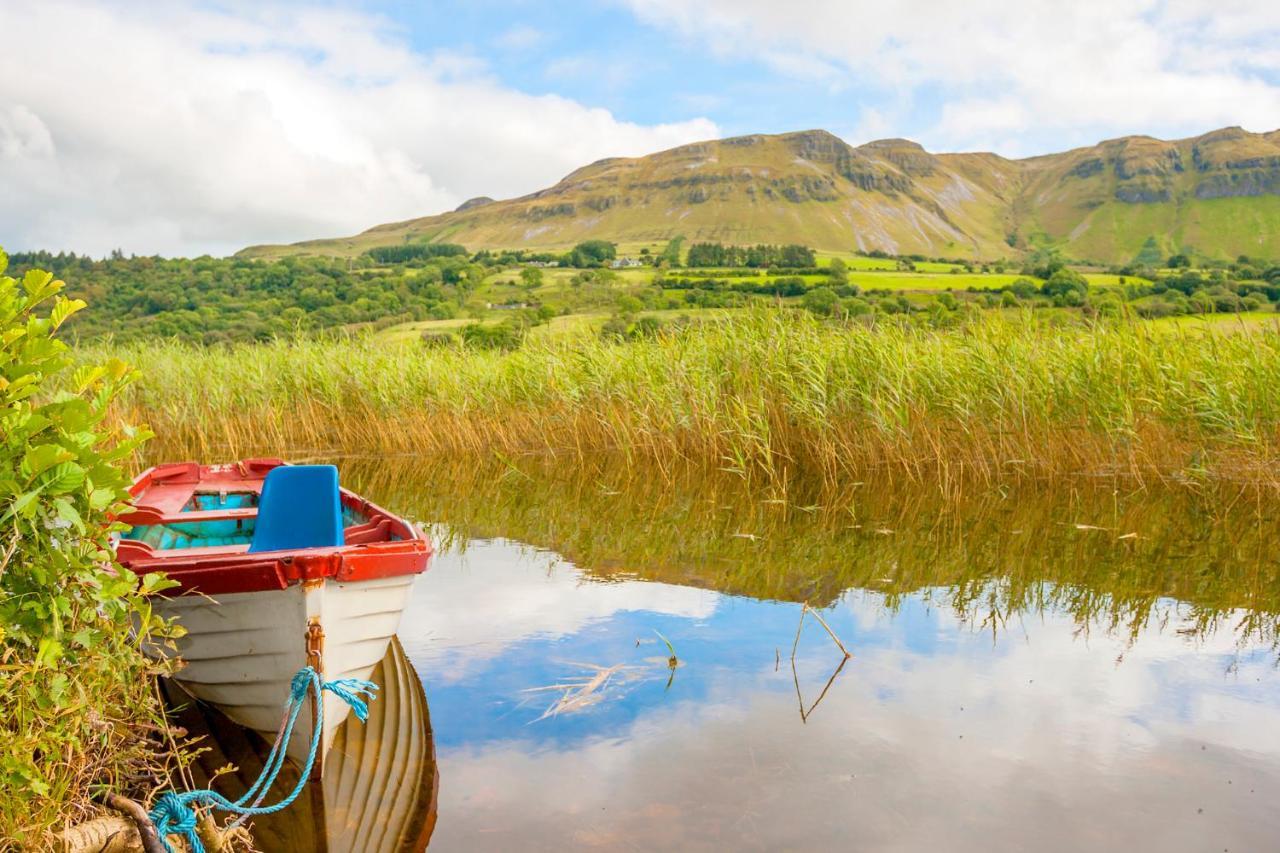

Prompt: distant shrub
xmin=1092 ymin=294 xmax=1124 ymax=318
xmin=420 ymin=331 xmax=456 ymax=347
xmin=1040 ymin=269 xmax=1089 ymax=300
xmin=828 ymin=258 xmax=849 ymax=285
xmin=1007 ymin=277 xmax=1038 ymax=299
xmin=1133 ymin=298 xmax=1180 ymax=319
xmin=802 ymin=287 xmax=839 ymax=316
xmin=1210 ymin=288 xmax=1243 ymax=313
xmin=601 ymin=315 xmax=664 ymax=342
xmin=843 ymin=297 xmax=872 ymax=316
xmin=427 ymin=302 xmax=457 ymax=321
xmin=461 ymin=322 xmax=524 ymax=350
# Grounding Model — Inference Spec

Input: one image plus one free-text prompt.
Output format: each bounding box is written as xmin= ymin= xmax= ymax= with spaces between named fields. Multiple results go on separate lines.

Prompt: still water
xmin=396 ymin=545 xmax=1277 ymax=851
xmin=333 ymin=457 xmax=1280 ymax=852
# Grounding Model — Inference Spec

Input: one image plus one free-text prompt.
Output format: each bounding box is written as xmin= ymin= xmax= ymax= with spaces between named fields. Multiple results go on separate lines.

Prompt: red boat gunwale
xmin=116 ymin=458 xmax=432 ymax=596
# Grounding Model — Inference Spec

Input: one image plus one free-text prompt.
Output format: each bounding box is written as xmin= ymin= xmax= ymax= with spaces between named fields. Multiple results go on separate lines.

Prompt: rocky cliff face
xmin=243 ymin=126 xmax=1280 ymax=263
xmin=1044 ymin=128 xmax=1280 ymax=206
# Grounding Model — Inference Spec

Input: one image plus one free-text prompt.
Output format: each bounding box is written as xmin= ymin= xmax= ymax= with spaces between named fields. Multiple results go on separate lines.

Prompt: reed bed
xmin=109 ymin=309 xmax=1280 ymax=489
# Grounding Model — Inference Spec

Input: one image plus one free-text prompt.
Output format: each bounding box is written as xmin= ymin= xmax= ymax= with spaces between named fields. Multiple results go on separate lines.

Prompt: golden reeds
xmin=107 ymin=309 xmax=1280 ymax=489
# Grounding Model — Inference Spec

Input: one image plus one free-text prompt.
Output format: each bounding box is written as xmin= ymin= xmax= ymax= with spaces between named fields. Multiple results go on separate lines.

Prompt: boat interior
xmin=121 ymin=459 xmax=409 ymax=556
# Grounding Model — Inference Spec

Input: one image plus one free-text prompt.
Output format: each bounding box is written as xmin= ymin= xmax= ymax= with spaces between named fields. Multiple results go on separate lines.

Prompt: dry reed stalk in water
xmin=791 ymin=603 xmax=852 ymax=660
xmin=524 ymin=663 xmax=628 ymax=721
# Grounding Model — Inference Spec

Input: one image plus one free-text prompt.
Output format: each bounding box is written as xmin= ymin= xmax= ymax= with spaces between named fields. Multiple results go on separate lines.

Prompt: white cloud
xmin=0 ymin=2 xmax=716 ymax=257
xmin=621 ymin=0 xmax=1280 ymax=154
xmin=396 ymin=538 xmax=721 ymax=681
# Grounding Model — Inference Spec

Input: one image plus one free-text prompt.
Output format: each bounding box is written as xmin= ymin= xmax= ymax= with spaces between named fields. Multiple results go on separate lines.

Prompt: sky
xmin=1 ymin=0 xmax=1278 ymax=257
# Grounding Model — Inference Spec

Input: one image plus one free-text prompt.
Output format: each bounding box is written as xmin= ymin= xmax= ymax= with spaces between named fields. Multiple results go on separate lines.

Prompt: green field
xmin=1150 ymin=311 xmax=1280 ymax=332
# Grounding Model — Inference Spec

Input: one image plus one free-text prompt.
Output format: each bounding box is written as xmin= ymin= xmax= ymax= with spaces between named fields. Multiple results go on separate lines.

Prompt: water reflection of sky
xmin=398 ymin=539 xmax=1280 ymax=852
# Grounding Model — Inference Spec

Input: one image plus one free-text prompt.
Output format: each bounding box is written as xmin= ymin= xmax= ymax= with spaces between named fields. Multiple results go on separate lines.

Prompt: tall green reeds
xmin=109 ymin=310 xmax=1280 ymax=488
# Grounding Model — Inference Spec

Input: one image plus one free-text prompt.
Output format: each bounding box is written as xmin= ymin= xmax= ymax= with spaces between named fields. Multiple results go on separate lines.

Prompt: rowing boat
xmin=115 ymin=458 xmax=432 ymax=774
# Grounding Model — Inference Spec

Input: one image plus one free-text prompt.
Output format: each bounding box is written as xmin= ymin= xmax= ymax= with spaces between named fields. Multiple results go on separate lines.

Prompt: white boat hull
xmin=156 ymin=573 xmax=417 ymax=771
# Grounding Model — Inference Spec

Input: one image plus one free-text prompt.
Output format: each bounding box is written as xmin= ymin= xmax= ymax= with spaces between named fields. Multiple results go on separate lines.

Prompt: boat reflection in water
xmin=166 ymin=636 xmax=437 ymax=852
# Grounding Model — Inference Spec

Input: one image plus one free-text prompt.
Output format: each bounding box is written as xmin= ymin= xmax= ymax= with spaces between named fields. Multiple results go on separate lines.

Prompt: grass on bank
xmin=112 ymin=308 xmax=1280 ymax=489
xmin=0 ymin=257 xmax=187 ymax=845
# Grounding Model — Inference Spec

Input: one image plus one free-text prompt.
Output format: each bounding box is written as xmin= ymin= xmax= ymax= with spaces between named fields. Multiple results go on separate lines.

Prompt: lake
xmin=285 ymin=456 xmax=1280 ymax=850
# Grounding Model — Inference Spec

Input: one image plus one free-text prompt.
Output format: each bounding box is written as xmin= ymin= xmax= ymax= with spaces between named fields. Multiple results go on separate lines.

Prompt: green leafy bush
xmin=1040 ymin=268 xmax=1089 ymax=305
xmin=460 ymin=320 xmax=525 ymax=351
xmin=802 ymin=287 xmax=839 ymax=316
xmin=0 ymin=251 xmax=181 ymax=843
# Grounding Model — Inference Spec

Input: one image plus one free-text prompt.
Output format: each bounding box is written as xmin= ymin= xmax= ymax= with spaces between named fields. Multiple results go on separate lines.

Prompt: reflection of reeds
xmin=792 ymin=654 xmax=849 ymax=724
xmin=341 ymin=454 xmax=1280 ymax=652
xmin=113 ymin=310 xmax=1280 ymax=488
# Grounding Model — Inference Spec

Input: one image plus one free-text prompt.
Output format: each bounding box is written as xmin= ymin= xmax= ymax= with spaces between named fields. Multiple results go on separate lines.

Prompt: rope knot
xmin=289 ymin=666 xmax=317 ymax=703
xmin=150 ymin=792 xmax=198 ymax=831
xmin=150 ymin=792 xmax=202 ymax=853
xmin=323 ymin=677 xmax=379 ymax=722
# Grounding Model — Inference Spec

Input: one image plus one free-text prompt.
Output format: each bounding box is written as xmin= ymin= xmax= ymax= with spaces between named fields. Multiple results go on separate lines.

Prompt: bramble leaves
xmin=0 ymin=252 xmax=177 ymax=841
xmin=42 ymin=461 xmax=86 ymax=495
xmin=21 ymin=444 xmax=73 ymax=478
xmin=71 ymin=364 xmax=106 ymax=393
xmin=49 ymin=297 xmax=85 ymax=331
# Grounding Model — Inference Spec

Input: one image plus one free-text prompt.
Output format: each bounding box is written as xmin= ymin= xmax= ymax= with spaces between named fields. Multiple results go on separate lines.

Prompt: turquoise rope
xmin=149 ymin=666 xmax=378 ymax=853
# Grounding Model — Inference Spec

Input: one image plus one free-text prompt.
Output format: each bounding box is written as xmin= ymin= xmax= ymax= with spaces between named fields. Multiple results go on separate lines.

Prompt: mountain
xmin=241 ymin=126 xmax=1280 ymax=263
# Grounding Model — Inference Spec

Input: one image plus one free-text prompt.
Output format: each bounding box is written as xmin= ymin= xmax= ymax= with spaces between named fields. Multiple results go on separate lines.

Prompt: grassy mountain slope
xmin=242 ymin=126 xmax=1280 ymax=264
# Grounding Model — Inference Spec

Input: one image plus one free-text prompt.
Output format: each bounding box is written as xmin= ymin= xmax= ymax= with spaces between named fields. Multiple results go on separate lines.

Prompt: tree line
xmin=4 ymin=251 xmax=483 ymax=343
xmin=364 ymin=243 xmax=468 ymax=263
xmin=684 ymin=242 xmax=816 ymax=268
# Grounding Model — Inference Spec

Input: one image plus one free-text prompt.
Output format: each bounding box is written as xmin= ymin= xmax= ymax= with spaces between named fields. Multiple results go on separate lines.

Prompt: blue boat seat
xmin=248 ymin=465 xmax=344 ymax=553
